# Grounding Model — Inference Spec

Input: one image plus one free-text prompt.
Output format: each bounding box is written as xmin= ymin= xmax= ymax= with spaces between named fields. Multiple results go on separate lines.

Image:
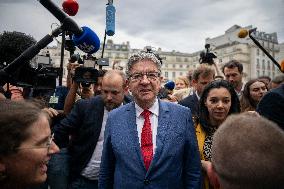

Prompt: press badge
xmin=49 ymin=93 xmax=59 ymax=104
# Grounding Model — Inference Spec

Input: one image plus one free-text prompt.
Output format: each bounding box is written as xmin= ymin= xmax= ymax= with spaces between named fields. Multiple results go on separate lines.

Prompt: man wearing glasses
xmin=99 ymin=52 xmax=201 ymax=188
xmin=53 ymin=70 xmax=130 ymax=189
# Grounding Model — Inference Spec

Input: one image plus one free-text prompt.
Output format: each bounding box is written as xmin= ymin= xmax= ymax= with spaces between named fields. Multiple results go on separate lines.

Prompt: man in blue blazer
xmin=99 ymin=52 xmax=202 ymax=189
xmin=53 ymin=70 xmax=131 ymax=188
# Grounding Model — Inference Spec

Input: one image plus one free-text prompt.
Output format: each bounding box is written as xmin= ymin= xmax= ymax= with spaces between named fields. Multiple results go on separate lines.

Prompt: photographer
xmin=63 ymin=56 xmax=106 ymax=115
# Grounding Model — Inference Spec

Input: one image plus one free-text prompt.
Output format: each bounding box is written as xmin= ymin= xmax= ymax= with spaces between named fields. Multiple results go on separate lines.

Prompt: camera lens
xmin=81 ymin=82 xmax=91 ymax=88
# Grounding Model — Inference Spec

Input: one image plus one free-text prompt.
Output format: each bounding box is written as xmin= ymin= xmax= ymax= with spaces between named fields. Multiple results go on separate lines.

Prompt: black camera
xmin=199 ymin=44 xmax=217 ymax=65
xmin=73 ymin=67 xmax=99 ymax=87
xmin=5 ymin=54 xmax=59 ymax=89
xmin=72 ymin=54 xmax=109 ymax=87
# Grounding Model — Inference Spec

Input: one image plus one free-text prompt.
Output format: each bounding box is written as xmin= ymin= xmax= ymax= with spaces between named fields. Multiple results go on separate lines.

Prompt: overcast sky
xmin=0 ymin=0 xmax=283 ymax=53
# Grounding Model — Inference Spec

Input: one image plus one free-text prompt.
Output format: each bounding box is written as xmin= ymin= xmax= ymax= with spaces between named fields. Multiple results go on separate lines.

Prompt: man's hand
xmin=43 ymin=107 xmax=59 ymax=118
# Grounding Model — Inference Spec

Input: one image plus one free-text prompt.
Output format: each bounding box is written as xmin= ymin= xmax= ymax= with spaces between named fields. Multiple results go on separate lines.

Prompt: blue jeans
xmin=69 ymin=176 xmax=98 ymax=189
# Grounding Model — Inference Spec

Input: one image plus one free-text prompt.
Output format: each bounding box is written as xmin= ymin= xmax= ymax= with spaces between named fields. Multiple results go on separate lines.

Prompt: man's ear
xmin=124 ymin=86 xmax=129 ymax=95
xmin=207 ymin=162 xmax=220 ymax=188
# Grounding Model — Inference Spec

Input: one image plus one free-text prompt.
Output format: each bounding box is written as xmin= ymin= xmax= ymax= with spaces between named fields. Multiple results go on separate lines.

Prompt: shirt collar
xmin=195 ymin=91 xmax=200 ymax=100
xmin=135 ymin=98 xmax=159 ymax=118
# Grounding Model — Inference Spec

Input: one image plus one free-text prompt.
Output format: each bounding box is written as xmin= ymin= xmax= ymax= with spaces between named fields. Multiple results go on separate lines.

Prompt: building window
xmin=272 ymin=63 xmax=275 ymax=71
xmin=256 ymin=59 xmax=260 ymax=69
xmin=186 ymin=65 xmax=190 ymax=68
xmin=165 ymin=72 xmax=168 ymax=78
xmin=179 ymin=72 xmax=183 ymax=76
xmin=179 ymin=64 xmax=183 ymax=68
xmin=267 ymin=60 xmax=270 ymax=70
xmin=262 ymin=60 xmax=265 ymax=69
xmin=173 ymin=64 xmax=176 ymax=68
xmin=262 ymin=70 xmax=265 ymax=75
xmin=257 ymin=49 xmax=260 ymax=56
xmin=257 ymin=70 xmax=260 ymax=77
xmin=172 ymin=72 xmax=176 ymax=78
xmin=185 ymin=58 xmax=189 ymax=62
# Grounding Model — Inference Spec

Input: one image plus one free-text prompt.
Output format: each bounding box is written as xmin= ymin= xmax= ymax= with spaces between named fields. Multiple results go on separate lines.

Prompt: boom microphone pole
xmin=238 ymin=28 xmax=284 ymax=73
xmin=38 ymin=0 xmax=100 ymax=54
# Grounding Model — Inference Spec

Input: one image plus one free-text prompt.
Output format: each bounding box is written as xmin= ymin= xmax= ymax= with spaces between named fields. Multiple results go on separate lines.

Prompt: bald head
xmin=101 ymin=70 xmax=127 ymax=111
xmin=212 ymin=113 xmax=284 ymax=189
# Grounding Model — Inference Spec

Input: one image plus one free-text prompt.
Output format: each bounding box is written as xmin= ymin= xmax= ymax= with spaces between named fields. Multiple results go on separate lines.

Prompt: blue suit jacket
xmin=99 ymin=100 xmax=202 ymax=189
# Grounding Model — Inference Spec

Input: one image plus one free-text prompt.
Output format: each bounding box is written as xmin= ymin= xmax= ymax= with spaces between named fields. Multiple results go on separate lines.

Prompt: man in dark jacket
xmin=179 ymin=64 xmax=214 ymax=121
xmin=53 ymin=70 xmax=131 ymax=189
xmin=257 ymin=83 xmax=284 ymax=130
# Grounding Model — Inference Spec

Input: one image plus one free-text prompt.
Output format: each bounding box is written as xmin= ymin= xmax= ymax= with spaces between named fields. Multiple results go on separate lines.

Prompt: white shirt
xmin=195 ymin=91 xmax=201 ymax=100
xmin=81 ymin=108 xmax=109 ymax=180
xmin=135 ymin=99 xmax=159 ymax=154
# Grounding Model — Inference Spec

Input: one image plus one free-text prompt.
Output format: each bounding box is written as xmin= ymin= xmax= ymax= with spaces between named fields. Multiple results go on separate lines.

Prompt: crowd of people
xmin=0 ymin=50 xmax=284 ymax=189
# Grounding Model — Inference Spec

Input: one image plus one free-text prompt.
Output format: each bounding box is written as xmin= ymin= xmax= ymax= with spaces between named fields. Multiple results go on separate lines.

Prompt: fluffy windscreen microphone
xmin=281 ymin=59 xmax=284 ymax=72
xmin=238 ymin=29 xmax=249 ymax=38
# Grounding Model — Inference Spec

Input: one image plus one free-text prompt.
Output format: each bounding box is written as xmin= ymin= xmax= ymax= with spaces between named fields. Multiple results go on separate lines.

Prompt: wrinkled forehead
xmin=130 ymin=60 xmax=160 ymax=73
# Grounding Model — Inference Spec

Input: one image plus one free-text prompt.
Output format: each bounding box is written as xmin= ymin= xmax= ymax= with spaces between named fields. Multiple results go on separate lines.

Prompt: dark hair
xmin=258 ymin=75 xmax=271 ymax=82
xmin=0 ymin=100 xmax=44 ymax=156
xmin=240 ymin=79 xmax=268 ymax=112
xmin=222 ymin=60 xmax=243 ymax=74
xmin=199 ymin=80 xmax=240 ymax=133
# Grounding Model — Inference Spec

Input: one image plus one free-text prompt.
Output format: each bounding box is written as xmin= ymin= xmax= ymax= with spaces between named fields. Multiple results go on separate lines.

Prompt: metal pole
xmin=59 ymin=30 xmax=66 ymax=86
xmin=100 ymin=30 xmax=107 ymax=70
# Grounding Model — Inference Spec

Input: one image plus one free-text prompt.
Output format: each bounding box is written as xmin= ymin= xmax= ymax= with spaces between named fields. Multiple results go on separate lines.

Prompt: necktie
xmin=141 ymin=109 xmax=153 ymax=171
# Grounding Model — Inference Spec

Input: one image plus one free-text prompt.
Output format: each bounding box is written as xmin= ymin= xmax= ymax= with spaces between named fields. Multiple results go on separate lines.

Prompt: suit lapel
xmin=148 ymin=100 xmax=170 ymax=173
xmin=125 ymin=102 xmax=146 ymax=170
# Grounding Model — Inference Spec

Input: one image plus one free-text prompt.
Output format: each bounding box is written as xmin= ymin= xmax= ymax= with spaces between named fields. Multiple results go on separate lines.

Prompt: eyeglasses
xmin=129 ymin=72 xmax=160 ymax=82
xmin=17 ymin=133 xmax=54 ymax=152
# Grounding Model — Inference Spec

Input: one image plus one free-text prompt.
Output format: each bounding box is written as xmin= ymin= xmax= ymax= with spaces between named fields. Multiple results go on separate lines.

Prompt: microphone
xmin=281 ymin=59 xmax=284 ymax=72
xmin=238 ymin=28 xmax=257 ymax=38
xmin=38 ymin=0 xmax=100 ymax=54
xmin=62 ymin=0 xmax=79 ymax=16
xmin=106 ymin=3 xmax=116 ymax=36
xmin=237 ymin=27 xmax=284 ymax=73
xmin=72 ymin=26 xmax=100 ymax=54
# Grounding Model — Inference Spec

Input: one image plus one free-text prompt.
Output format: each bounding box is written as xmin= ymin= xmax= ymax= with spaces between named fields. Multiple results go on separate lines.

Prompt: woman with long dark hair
xmin=240 ymin=79 xmax=268 ymax=112
xmin=196 ymin=80 xmax=240 ymax=189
